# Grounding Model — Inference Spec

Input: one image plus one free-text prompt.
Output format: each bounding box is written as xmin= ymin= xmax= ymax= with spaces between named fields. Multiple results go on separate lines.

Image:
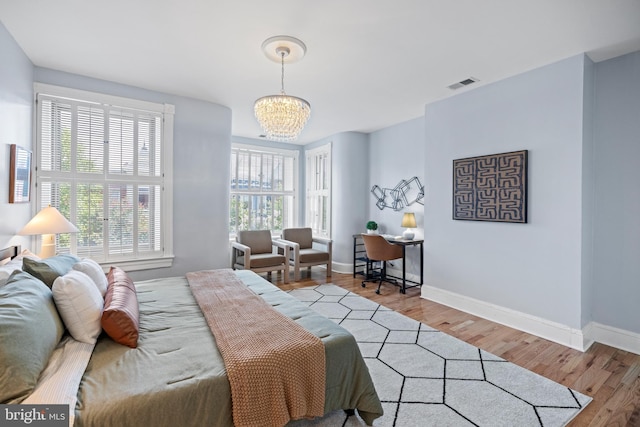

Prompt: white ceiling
xmin=1 ymin=0 xmax=640 ymax=144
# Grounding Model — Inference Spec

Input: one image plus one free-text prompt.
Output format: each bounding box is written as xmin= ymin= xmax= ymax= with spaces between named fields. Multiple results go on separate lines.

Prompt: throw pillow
xmin=72 ymin=258 xmax=108 ymax=297
xmin=0 ymin=271 xmax=64 ymax=403
xmin=101 ymin=267 xmax=139 ymax=348
xmin=22 ymin=254 xmax=80 ymax=288
xmin=52 ymin=270 xmax=104 ymax=344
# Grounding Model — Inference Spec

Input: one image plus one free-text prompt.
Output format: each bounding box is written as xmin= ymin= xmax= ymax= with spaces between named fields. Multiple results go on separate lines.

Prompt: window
xmin=34 ymin=84 xmax=174 ymax=269
xmin=305 ymin=144 xmax=331 ymax=237
xmin=229 ymin=144 xmax=298 ymax=235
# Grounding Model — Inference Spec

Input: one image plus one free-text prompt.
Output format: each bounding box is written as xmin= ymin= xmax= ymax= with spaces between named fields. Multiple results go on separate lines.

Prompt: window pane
xmin=237 ymin=151 xmax=249 ymax=189
xmin=262 ymin=154 xmax=273 ymax=190
xmin=137 ymin=114 xmax=162 ymax=177
xmin=230 ymin=194 xmax=238 ymax=233
xmin=109 ymin=110 xmax=135 ymax=175
xmin=39 ymin=181 xmax=72 ymax=254
xmin=138 ymin=185 xmax=161 ymax=252
xmin=40 ymin=100 xmax=72 ymax=172
xmin=284 ymin=157 xmax=294 ymax=192
xmin=248 ymin=195 xmax=261 ymax=229
xmin=230 ymin=151 xmax=237 ymax=189
xmin=273 ymin=155 xmax=284 ymax=191
xmin=250 ymin=153 xmax=260 ymax=189
xmin=108 ymin=184 xmax=134 ymax=255
xmin=76 ymin=183 xmax=105 ymax=258
xmin=77 ymin=105 xmax=104 ymax=173
xmin=238 ymin=194 xmax=250 ymax=230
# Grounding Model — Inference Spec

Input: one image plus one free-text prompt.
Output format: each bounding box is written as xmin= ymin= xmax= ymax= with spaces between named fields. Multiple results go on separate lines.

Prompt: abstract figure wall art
xmin=371 ymin=176 xmax=424 ymax=211
xmin=453 ymin=150 xmax=528 ymax=223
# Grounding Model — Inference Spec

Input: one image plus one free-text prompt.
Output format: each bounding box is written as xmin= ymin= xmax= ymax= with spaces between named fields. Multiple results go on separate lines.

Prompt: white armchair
xmin=279 ymin=228 xmax=332 ymax=281
xmin=231 ymin=230 xmax=290 ymax=283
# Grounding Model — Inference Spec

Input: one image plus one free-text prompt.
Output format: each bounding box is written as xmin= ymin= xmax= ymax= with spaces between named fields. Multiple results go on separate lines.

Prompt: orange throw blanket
xmin=186 ymin=269 xmax=326 ymax=427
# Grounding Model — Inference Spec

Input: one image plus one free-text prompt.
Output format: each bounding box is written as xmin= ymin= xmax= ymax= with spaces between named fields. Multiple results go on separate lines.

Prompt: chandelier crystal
xmin=254 ymin=36 xmax=311 ymax=142
xmin=254 ymin=94 xmax=311 ymax=142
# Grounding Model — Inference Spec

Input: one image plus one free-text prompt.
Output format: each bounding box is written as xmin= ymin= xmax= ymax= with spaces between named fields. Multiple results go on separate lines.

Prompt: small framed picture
xmin=9 ymin=144 xmax=32 ymax=203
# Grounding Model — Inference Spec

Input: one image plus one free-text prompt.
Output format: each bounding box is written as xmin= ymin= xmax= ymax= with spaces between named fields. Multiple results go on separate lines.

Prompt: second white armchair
xmin=280 ymin=228 xmax=332 ymax=281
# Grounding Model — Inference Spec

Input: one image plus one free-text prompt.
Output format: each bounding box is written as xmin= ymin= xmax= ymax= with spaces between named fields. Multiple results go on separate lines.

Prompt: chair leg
xmin=375 ymin=276 xmax=381 ymax=294
xmin=376 ymin=262 xmax=387 ymax=294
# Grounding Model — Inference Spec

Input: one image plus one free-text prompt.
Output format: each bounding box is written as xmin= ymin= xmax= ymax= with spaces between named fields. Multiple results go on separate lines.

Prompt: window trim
xmin=33 ymin=83 xmax=174 ymax=271
xmin=229 ymin=142 xmax=299 ymax=237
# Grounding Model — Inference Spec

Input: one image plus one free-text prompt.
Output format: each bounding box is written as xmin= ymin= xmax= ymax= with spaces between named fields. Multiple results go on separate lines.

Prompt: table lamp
xmin=19 ymin=206 xmax=78 ymax=258
xmin=401 ymin=212 xmax=416 ymax=240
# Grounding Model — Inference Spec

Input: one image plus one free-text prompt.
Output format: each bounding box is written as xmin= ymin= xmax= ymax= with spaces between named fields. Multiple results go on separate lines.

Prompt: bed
xmin=0 ymin=245 xmax=383 ymax=427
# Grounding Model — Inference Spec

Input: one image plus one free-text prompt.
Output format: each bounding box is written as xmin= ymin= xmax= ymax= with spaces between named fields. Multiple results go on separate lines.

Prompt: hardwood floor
xmin=264 ymin=269 xmax=640 ymax=427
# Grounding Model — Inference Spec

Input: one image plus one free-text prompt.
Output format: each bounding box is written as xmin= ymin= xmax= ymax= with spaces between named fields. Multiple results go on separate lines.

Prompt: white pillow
xmin=72 ymin=258 xmax=108 ymax=297
xmin=52 ymin=270 xmax=104 ymax=344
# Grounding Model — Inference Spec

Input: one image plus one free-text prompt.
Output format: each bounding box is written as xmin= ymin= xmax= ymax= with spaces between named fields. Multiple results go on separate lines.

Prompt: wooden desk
xmin=353 ymin=234 xmax=423 ymax=294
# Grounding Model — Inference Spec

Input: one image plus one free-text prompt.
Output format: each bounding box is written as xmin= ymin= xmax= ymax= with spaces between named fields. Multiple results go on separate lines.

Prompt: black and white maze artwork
xmin=453 ymin=150 xmax=528 ymax=223
xmin=371 ymin=176 xmax=424 ymax=211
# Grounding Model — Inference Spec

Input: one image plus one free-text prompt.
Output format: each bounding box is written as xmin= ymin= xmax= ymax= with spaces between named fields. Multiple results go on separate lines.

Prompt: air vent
xmin=448 ymin=77 xmax=479 ymax=90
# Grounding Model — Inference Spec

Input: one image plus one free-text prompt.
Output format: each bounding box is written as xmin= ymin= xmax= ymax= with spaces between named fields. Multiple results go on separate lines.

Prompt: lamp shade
xmin=19 ymin=206 xmax=78 ymax=235
xmin=401 ymin=212 xmax=417 ymax=228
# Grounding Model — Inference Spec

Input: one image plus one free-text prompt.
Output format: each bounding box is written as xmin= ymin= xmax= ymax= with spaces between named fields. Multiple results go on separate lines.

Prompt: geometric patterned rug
xmin=287 ymin=284 xmax=591 ymax=427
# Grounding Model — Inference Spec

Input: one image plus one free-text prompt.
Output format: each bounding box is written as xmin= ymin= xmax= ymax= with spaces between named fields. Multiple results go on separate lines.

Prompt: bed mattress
xmin=73 ymin=270 xmax=382 ymax=426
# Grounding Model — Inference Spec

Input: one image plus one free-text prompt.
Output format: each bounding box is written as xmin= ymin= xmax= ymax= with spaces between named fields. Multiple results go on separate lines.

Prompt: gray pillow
xmin=22 ymin=254 xmax=80 ymax=288
xmin=0 ymin=271 xmax=64 ymax=403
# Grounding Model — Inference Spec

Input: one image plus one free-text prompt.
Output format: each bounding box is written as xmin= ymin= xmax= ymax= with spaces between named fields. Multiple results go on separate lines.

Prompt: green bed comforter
xmin=74 ymin=270 xmax=382 ymax=426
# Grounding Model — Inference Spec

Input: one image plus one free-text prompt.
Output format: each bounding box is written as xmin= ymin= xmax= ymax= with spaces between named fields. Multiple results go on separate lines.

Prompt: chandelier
xmin=254 ymin=36 xmax=311 ymax=142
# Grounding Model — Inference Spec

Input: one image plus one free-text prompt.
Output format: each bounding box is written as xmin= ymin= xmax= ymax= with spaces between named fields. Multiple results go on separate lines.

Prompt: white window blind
xmin=305 ymin=143 xmax=331 ymax=238
xmin=35 ymin=85 xmax=174 ymax=268
xmin=230 ymin=144 xmax=298 ymax=235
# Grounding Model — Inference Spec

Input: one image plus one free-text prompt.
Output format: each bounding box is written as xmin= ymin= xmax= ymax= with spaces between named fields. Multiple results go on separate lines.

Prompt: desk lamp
xmin=401 ymin=212 xmax=416 ymax=240
xmin=19 ymin=206 xmax=78 ymax=258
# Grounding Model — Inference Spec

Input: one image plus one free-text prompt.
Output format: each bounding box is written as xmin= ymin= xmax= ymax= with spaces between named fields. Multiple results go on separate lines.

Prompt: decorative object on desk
xmin=453 ymin=150 xmax=528 ymax=223
xmin=9 ymin=144 xmax=32 ymax=203
xmin=401 ymin=212 xmax=417 ymax=240
xmin=254 ymin=35 xmax=311 ymax=142
xmin=365 ymin=221 xmax=378 ymax=234
xmin=371 ymin=176 xmax=424 ymax=211
xmin=18 ymin=206 xmax=79 ymax=258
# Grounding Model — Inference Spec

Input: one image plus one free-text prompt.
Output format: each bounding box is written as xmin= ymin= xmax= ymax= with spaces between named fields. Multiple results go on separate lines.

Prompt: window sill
xmin=99 ymin=255 xmax=174 ymax=273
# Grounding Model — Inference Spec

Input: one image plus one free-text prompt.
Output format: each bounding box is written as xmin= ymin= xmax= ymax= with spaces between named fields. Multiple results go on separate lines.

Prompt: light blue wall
xmin=33 ymin=68 xmax=232 ymax=281
xmin=423 ymin=55 xmax=588 ymax=329
xmin=368 ymin=117 xmax=425 ymax=278
xmin=0 ymin=22 xmax=33 ymax=250
xmin=592 ymin=51 xmax=640 ymax=334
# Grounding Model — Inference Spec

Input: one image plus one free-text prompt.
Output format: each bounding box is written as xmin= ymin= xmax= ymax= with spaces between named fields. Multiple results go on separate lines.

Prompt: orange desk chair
xmin=360 ymin=234 xmax=403 ymax=294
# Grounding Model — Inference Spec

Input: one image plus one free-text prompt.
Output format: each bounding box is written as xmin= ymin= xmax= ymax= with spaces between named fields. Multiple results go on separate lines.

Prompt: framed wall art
xmin=9 ymin=144 xmax=32 ymax=203
xmin=453 ymin=150 xmax=528 ymax=223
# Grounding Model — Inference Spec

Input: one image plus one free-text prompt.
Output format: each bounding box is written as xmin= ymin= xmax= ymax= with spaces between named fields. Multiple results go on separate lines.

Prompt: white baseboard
xmin=335 ymin=269 xmax=640 ymax=355
xmin=421 ymin=285 xmax=591 ymax=351
xmin=584 ymin=322 xmax=640 ymax=355
xmin=332 ymin=261 xmax=353 ymax=275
